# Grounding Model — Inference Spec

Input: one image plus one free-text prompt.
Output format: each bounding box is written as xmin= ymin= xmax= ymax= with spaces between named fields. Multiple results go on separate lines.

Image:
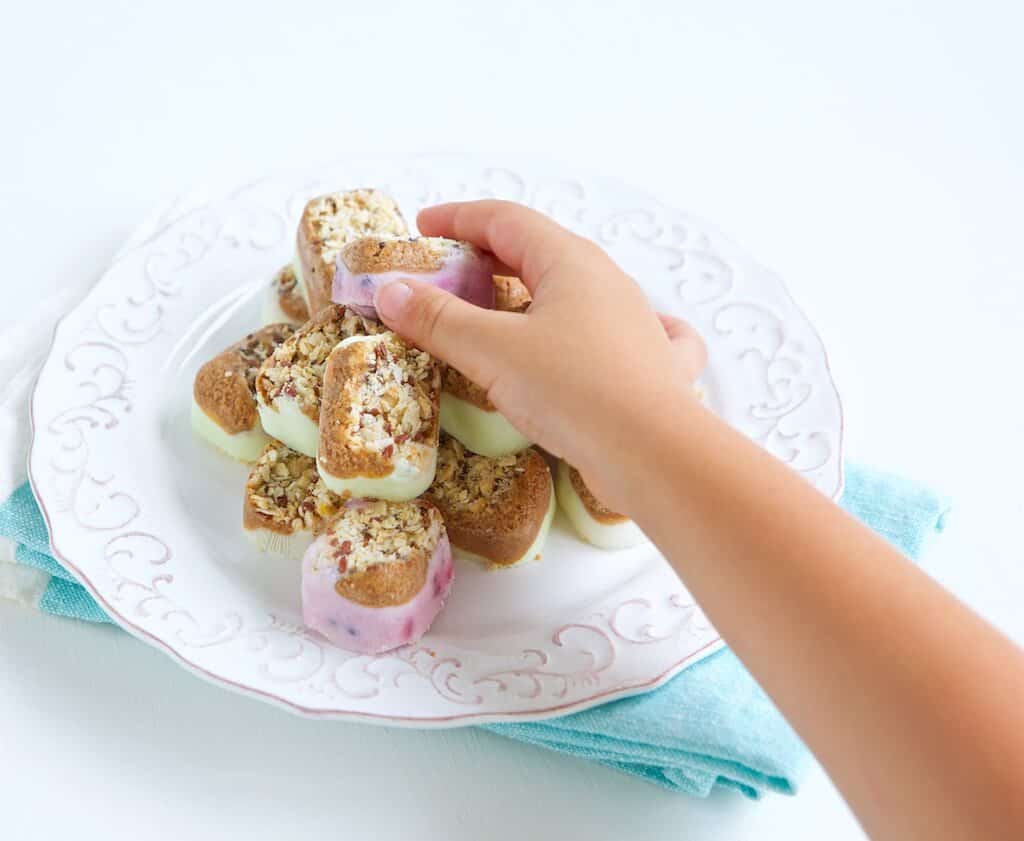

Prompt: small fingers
xmin=417 ymin=200 xmax=589 ymax=293
xmin=374 ymin=279 xmax=512 ymax=389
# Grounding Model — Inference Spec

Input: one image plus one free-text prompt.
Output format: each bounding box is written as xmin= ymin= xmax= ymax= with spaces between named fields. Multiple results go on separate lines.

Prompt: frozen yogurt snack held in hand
xmin=555 ymin=460 xmax=648 ymax=550
xmin=254 ymin=305 xmax=385 ymax=457
xmin=302 ymin=499 xmax=454 ymax=654
xmin=261 ymin=264 xmax=309 ymax=326
xmin=425 ymin=435 xmax=555 ymax=568
xmin=242 ymin=441 xmax=344 ymax=559
xmin=191 ymin=323 xmax=295 ymax=462
xmin=296 ymin=189 xmax=408 ymax=315
xmin=333 ymin=236 xmax=495 ymax=318
xmin=439 ymin=367 xmax=531 ymax=457
xmin=317 ymin=332 xmax=441 ymax=502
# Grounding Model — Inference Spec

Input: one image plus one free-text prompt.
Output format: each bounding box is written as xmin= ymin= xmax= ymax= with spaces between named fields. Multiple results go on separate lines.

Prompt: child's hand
xmin=373 ymin=200 xmax=704 ymax=512
xmin=377 ymin=204 xmax=1024 ymax=841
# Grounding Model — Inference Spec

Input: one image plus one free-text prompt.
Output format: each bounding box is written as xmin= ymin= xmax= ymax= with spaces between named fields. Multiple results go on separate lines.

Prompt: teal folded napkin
xmin=0 ymin=464 xmax=948 ymax=798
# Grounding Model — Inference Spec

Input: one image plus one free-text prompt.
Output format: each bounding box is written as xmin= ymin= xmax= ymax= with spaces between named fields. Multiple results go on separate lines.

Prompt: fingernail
xmin=375 ymin=281 xmax=412 ymax=320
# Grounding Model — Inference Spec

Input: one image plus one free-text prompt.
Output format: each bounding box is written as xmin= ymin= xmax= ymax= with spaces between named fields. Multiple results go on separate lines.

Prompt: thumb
xmin=373 ymin=279 xmax=511 ymax=387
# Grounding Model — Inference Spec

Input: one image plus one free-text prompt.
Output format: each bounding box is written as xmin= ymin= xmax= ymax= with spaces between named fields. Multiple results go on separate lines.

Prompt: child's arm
xmin=374 ymin=200 xmax=1024 ymax=840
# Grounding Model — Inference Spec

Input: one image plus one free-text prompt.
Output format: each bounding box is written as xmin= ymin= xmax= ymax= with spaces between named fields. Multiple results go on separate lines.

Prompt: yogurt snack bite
xmin=302 ymin=499 xmax=454 ymax=654
xmin=425 ymin=435 xmax=555 ymax=568
xmin=191 ymin=323 xmax=295 ymax=462
xmin=255 ymin=305 xmax=385 ymax=457
xmin=261 ymin=264 xmax=309 ymax=326
xmin=295 ymin=189 xmax=408 ymax=316
xmin=439 ymin=274 xmax=531 ymax=457
xmin=243 ymin=441 xmax=344 ymax=559
xmin=333 ymin=236 xmax=495 ymax=317
xmin=440 ymin=368 xmax=531 ymax=457
xmin=555 ymin=460 xmax=648 ymax=550
xmin=317 ymin=332 xmax=441 ymax=501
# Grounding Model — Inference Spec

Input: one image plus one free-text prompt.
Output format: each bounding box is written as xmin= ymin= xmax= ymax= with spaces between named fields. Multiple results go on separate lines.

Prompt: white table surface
xmin=2 ymin=2 xmax=1022 ymax=839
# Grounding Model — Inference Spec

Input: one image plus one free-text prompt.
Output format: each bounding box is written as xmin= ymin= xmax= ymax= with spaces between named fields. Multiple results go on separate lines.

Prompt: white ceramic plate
xmin=29 ymin=154 xmax=843 ymax=726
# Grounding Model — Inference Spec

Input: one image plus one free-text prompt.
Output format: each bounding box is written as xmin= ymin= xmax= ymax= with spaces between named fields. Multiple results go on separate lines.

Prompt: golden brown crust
xmin=318 ymin=335 xmax=441 ymax=478
xmin=493 ymin=275 xmax=532 ymax=313
xmin=275 ymin=265 xmax=309 ymax=323
xmin=426 ymin=442 xmax=552 ymax=566
xmin=568 ymin=465 xmax=629 ymax=524
xmin=335 ymin=550 xmax=429 ymax=607
xmin=340 ymin=236 xmax=452 ymax=274
xmin=194 ymin=324 xmax=294 ymax=434
xmin=296 ymin=189 xmax=408 ymax=315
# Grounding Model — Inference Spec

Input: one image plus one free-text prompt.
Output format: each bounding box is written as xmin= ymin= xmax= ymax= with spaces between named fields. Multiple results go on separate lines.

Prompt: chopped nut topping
xmin=235 ymin=324 xmax=294 ymax=394
xmin=309 ymin=499 xmax=443 ymax=575
xmin=304 ymin=190 xmax=408 ymax=279
xmin=428 ymin=435 xmax=528 ymax=515
xmin=318 ymin=333 xmax=441 ymax=476
xmin=255 ymin=305 xmax=385 ymax=420
xmin=245 ymin=441 xmax=343 ymax=533
xmin=350 ymin=334 xmax=437 ymax=450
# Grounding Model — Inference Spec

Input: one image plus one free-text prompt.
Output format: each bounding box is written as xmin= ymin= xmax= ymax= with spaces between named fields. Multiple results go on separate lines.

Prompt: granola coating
xmin=243 ymin=441 xmax=344 ymax=536
xmin=255 ymin=305 xmax=385 ymax=422
xmin=425 ymin=436 xmax=553 ymax=566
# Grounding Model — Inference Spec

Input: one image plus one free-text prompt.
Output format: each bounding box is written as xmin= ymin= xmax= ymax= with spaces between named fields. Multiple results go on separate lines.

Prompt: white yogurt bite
xmin=555 ymin=460 xmax=648 ymax=550
xmin=254 ymin=305 xmax=385 ymax=457
xmin=243 ymin=441 xmax=345 ymax=559
xmin=317 ymin=332 xmax=441 ymax=502
xmin=439 ymin=386 xmax=531 ymax=458
xmin=302 ymin=499 xmax=454 ymax=654
xmin=191 ymin=324 xmax=295 ymax=462
xmin=332 ymin=236 xmax=495 ymax=318
xmin=261 ymin=264 xmax=309 ymax=326
xmin=295 ymin=189 xmax=409 ymax=316
xmin=425 ymin=435 xmax=555 ymax=568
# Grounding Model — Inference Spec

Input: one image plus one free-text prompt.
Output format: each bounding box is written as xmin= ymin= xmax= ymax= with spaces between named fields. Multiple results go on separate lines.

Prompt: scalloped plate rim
xmin=27 ymin=154 xmax=843 ymax=727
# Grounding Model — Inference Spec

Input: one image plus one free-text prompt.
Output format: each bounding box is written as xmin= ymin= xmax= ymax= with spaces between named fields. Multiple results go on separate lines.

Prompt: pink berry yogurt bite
xmin=332 ymin=236 xmax=495 ymax=318
xmin=301 ymin=499 xmax=454 ymax=654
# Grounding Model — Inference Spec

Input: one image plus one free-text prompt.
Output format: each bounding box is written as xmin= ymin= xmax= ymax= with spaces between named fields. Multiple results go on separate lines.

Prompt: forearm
xmin=627 ymin=395 xmax=1024 ymax=841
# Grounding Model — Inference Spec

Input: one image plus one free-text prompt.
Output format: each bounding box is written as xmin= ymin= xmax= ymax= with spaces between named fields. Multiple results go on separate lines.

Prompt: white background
xmin=2 ymin=1 xmax=1022 ymax=839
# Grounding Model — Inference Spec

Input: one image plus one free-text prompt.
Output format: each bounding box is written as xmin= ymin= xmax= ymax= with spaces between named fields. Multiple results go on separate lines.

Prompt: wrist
xmin=573 ymin=384 xmax=709 ymax=519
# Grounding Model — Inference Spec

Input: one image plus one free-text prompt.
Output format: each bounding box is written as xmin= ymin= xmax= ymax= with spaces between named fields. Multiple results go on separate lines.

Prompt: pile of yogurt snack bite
xmin=190 ymin=189 xmax=649 ymax=655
